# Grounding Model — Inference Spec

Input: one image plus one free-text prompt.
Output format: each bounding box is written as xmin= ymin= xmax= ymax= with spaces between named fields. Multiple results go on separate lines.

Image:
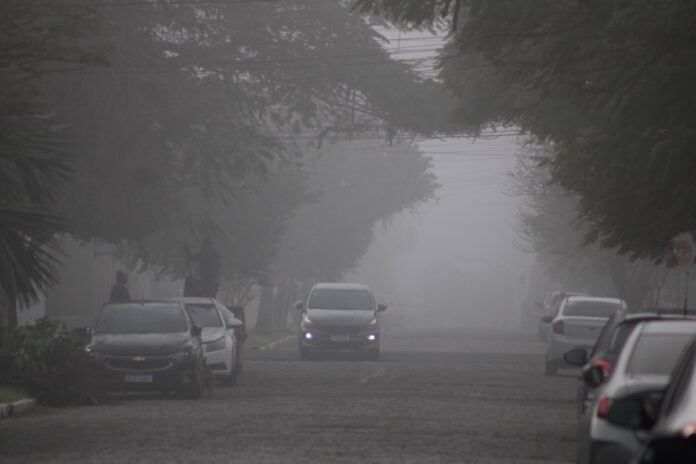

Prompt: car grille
xmin=106 ymin=358 xmax=172 ymax=371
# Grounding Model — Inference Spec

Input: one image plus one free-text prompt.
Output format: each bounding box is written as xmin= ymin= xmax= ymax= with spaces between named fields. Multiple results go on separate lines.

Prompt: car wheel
xmin=544 ymin=357 xmax=558 ymax=376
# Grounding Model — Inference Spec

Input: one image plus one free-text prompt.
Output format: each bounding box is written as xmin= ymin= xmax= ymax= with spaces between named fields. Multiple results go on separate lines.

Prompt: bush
xmin=0 ymin=318 xmax=89 ymax=406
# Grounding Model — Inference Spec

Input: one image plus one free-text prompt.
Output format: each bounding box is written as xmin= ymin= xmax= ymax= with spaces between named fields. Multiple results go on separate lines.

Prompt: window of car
xmin=627 ymin=334 xmax=695 ymax=377
xmin=660 ymin=346 xmax=695 ymax=417
xmin=608 ymin=321 xmax=639 ymax=354
xmin=185 ymin=304 xmax=223 ymax=328
xmin=96 ymin=303 xmax=188 ymax=334
xmin=307 ymin=288 xmax=374 ymax=310
xmin=562 ymin=300 xmax=622 ymax=318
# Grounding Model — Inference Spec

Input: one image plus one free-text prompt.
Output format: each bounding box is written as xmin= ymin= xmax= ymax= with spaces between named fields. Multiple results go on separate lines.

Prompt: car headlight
xmin=367 ymin=318 xmax=378 ymax=328
xmin=205 ymin=337 xmax=226 ymax=353
xmin=171 ymin=346 xmax=195 ymax=362
xmin=300 ymin=315 xmax=313 ymax=331
xmin=85 ymin=347 xmax=106 ymax=361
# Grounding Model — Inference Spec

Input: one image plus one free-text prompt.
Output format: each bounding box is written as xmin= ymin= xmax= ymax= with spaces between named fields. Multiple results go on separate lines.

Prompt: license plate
xmin=124 ymin=374 xmax=153 ymax=383
xmin=330 ymin=335 xmax=350 ymax=342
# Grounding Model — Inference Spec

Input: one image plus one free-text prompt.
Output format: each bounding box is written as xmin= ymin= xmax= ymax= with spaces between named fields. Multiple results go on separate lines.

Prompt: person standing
xmin=109 ymin=270 xmax=131 ymax=302
xmin=185 ymin=237 xmax=221 ymax=298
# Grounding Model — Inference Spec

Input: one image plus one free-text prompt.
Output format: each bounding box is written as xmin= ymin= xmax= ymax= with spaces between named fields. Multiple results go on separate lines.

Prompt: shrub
xmin=0 ymin=318 xmax=89 ymax=406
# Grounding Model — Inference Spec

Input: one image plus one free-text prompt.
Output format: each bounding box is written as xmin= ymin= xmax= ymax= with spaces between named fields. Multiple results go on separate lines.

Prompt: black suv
xmin=86 ymin=301 xmax=206 ymax=398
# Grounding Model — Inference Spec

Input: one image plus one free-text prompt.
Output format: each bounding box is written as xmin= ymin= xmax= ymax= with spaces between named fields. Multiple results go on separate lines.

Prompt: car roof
xmin=171 ymin=297 xmax=218 ymax=305
xmin=565 ymin=295 xmax=623 ymax=304
xmin=640 ymin=319 xmax=696 ymax=335
xmin=312 ymin=283 xmax=371 ymax=291
xmin=103 ymin=300 xmax=184 ymax=308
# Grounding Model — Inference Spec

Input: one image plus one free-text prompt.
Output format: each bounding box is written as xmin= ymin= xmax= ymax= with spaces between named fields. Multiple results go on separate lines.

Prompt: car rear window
xmin=308 ymin=289 xmax=374 ymax=310
xmin=185 ymin=304 xmax=222 ymax=328
xmin=627 ymin=334 xmax=695 ymax=376
xmin=563 ymin=300 xmax=621 ymax=318
xmin=96 ymin=303 xmax=188 ymax=334
xmin=608 ymin=322 xmax=639 ymax=354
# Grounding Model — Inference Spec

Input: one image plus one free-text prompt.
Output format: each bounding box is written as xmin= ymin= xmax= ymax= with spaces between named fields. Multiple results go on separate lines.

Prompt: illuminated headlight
xmin=367 ymin=334 xmax=377 ymax=341
xmin=305 ymin=332 xmax=313 ymax=340
xmin=205 ymin=337 xmax=226 ymax=353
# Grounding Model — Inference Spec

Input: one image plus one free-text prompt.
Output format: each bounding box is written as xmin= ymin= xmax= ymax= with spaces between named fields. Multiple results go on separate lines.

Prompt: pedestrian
xmin=109 ymin=270 xmax=131 ymax=302
xmin=184 ymin=237 xmax=221 ymax=298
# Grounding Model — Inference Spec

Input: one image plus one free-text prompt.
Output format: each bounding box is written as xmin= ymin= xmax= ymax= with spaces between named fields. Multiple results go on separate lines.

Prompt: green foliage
xmin=355 ymin=0 xmax=696 ymax=259
xmin=0 ymin=318 xmax=89 ymax=406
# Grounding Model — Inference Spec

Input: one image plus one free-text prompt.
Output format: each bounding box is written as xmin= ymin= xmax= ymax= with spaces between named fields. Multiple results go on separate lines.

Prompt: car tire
xmin=544 ymin=357 xmax=558 ymax=376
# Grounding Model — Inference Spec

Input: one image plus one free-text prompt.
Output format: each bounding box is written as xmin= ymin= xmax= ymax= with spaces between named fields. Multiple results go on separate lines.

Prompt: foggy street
xmin=0 ymin=330 xmax=576 ymax=464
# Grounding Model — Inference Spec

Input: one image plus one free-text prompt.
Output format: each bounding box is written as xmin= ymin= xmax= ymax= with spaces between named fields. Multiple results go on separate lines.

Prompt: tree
xmin=355 ymin=0 xmax=696 ymax=260
xmin=0 ymin=1 xmax=98 ymax=327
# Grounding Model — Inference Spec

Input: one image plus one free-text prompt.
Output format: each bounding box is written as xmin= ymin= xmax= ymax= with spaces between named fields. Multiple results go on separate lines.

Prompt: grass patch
xmin=0 ymin=387 xmax=27 ymax=404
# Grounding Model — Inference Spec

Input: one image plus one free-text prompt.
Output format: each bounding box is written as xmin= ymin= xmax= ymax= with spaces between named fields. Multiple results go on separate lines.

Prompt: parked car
xmin=631 ymin=337 xmax=696 ymax=464
xmin=536 ymin=291 xmax=584 ymax=341
xmin=544 ymin=296 xmax=625 ymax=375
xmin=566 ymin=309 xmax=696 ymax=415
xmin=174 ymin=297 xmax=244 ymax=386
xmin=575 ymin=319 xmax=696 ymax=464
xmin=296 ymin=283 xmax=386 ymax=360
xmin=86 ymin=300 xmax=206 ymax=398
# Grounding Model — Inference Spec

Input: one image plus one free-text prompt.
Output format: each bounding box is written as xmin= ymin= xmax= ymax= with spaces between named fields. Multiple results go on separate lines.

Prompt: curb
xmin=0 ymin=399 xmax=36 ymax=420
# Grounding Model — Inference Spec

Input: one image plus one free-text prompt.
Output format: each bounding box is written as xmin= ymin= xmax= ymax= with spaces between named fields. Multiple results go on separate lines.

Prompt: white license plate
xmin=124 ymin=374 xmax=153 ymax=383
xmin=330 ymin=335 xmax=350 ymax=342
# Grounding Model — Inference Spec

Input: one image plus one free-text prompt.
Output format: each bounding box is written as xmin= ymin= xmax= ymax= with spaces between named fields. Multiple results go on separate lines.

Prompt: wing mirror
xmin=582 ymin=364 xmax=605 ymax=388
xmin=541 ymin=316 xmax=553 ymax=324
xmin=226 ymin=317 xmax=244 ymax=329
xmin=377 ymin=304 xmax=388 ymax=312
xmin=606 ymin=391 xmax=663 ymax=431
xmin=564 ymin=348 xmax=588 ymax=367
xmin=295 ymin=301 xmax=305 ymax=311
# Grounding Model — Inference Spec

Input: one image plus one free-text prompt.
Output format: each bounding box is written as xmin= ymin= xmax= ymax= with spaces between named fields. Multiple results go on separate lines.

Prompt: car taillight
xmin=681 ymin=423 xmax=696 ymax=437
xmin=597 ymin=394 xmax=610 ymax=418
xmin=552 ymin=320 xmax=565 ymax=334
xmin=592 ymin=359 xmax=614 ymax=378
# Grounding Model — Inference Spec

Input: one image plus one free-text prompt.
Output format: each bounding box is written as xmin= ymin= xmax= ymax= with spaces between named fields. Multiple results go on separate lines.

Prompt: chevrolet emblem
xmin=132 ymin=356 xmax=146 ymax=362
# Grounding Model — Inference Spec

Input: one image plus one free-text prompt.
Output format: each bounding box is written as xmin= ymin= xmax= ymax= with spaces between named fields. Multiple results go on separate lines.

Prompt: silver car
xmin=577 ymin=320 xmax=696 ymax=464
xmin=545 ymin=296 xmax=624 ymax=375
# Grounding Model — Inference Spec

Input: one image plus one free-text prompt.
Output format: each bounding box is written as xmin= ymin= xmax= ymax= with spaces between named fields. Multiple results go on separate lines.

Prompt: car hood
xmin=90 ymin=333 xmax=192 ymax=356
xmin=201 ymin=327 xmax=227 ymax=343
xmin=305 ymin=309 xmax=375 ymax=327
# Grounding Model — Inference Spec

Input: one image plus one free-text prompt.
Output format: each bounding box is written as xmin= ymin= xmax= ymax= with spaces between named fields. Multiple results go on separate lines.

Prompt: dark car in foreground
xmin=86 ymin=301 xmax=206 ymax=398
xmin=296 ymin=283 xmax=386 ymax=360
xmin=575 ymin=319 xmax=696 ymax=464
xmin=632 ymin=338 xmax=696 ymax=464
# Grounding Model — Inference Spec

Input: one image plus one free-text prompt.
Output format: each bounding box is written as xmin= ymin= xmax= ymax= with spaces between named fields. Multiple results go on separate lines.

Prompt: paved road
xmin=0 ymin=330 xmax=578 ymax=463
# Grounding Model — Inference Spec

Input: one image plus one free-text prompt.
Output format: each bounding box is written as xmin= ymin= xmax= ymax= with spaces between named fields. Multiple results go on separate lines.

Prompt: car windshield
xmin=95 ymin=303 xmax=188 ymax=334
xmin=627 ymin=334 xmax=695 ymax=376
xmin=185 ymin=304 xmax=222 ymax=328
xmin=307 ymin=288 xmax=373 ymax=310
xmin=563 ymin=300 xmax=621 ymax=318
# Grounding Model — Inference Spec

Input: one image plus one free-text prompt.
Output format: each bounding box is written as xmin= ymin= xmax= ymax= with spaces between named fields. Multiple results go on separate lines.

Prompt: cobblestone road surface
xmin=0 ymin=329 xmax=577 ymax=464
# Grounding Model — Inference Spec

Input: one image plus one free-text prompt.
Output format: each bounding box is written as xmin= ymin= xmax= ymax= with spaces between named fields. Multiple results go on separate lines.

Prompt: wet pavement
xmin=0 ymin=329 xmax=577 ymax=463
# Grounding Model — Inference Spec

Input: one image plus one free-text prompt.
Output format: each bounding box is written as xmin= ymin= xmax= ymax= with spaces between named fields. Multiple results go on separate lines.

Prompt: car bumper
xmin=88 ymin=356 xmax=198 ymax=392
xmin=299 ymin=332 xmax=379 ymax=352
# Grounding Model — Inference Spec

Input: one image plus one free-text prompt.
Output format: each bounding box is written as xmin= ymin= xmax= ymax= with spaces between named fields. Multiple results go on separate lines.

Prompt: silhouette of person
xmin=109 ymin=270 xmax=131 ymax=302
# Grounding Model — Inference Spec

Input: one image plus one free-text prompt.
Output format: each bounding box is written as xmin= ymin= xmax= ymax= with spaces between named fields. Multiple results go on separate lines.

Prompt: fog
xmin=347 ymin=136 xmax=532 ymax=331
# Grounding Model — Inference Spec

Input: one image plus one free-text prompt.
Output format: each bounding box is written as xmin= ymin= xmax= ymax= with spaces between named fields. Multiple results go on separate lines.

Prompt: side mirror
xmin=377 ymin=304 xmax=388 ymax=312
xmin=294 ymin=301 xmax=305 ymax=311
xmin=191 ymin=324 xmax=202 ymax=337
xmin=564 ymin=348 xmax=588 ymax=367
xmin=226 ymin=317 xmax=244 ymax=329
xmin=606 ymin=392 xmax=663 ymax=431
xmin=582 ymin=364 xmax=605 ymax=388
xmin=541 ymin=316 xmax=553 ymax=324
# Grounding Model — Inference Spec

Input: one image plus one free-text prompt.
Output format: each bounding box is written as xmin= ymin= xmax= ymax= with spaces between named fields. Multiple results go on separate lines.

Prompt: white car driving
xmin=174 ymin=297 xmax=243 ymax=386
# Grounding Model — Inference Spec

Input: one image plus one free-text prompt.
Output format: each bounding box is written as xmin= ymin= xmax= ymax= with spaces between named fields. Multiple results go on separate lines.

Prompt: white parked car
xmin=545 ymin=296 xmax=625 ymax=375
xmin=173 ymin=297 xmax=243 ymax=386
